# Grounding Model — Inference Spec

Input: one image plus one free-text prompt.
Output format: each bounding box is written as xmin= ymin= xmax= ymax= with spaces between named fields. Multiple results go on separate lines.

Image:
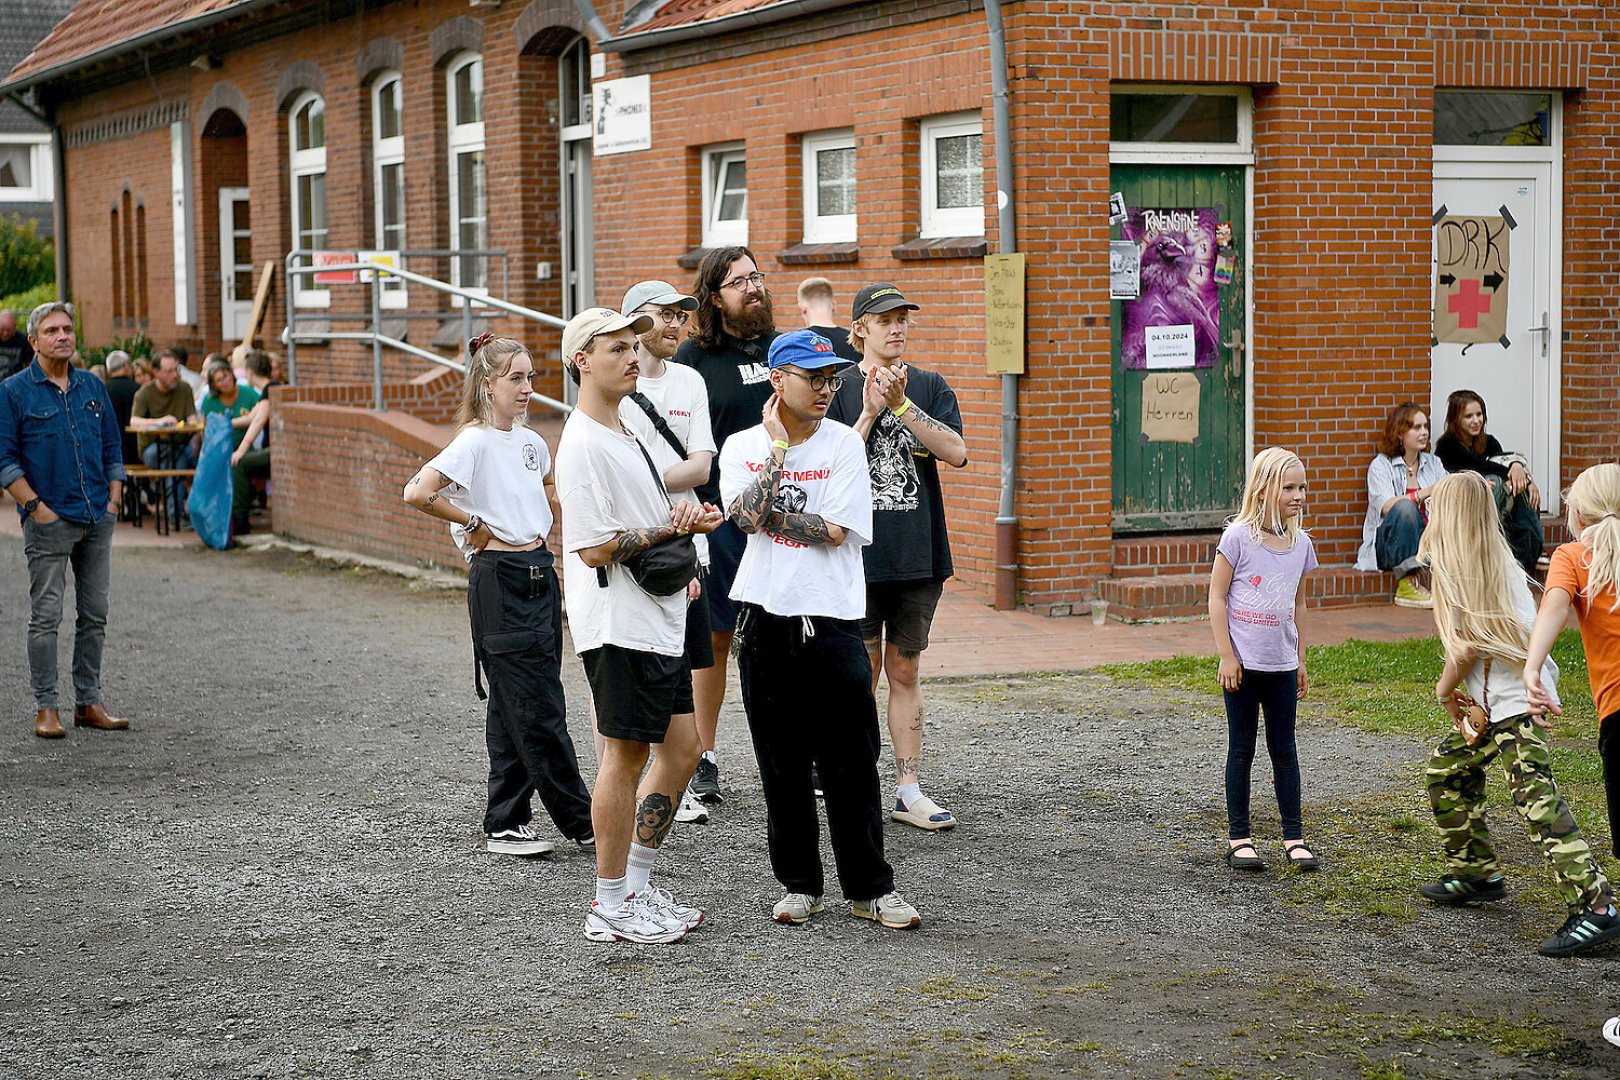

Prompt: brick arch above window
xmin=199 ymin=82 xmax=250 ymax=129
xmin=514 ymin=0 xmax=590 ymax=53
xmin=431 ymin=16 xmax=485 ymax=67
xmin=356 ymin=36 xmax=405 ymax=82
xmin=275 ymin=61 xmax=326 ymax=111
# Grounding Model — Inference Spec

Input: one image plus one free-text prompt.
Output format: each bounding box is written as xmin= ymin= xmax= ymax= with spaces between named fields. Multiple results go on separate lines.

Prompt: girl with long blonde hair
xmin=1209 ymin=447 xmax=1319 ymax=872
xmin=1417 ymin=471 xmax=1617 ymax=956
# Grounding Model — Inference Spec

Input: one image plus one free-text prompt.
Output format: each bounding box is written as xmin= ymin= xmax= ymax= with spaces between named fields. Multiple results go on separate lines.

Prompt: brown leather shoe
xmin=73 ymin=702 xmax=129 ymax=730
xmin=34 ymin=708 xmax=64 ymax=738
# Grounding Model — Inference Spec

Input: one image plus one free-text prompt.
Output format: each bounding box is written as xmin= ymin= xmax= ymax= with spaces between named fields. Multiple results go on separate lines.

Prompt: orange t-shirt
xmin=1546 ymin=540 xmax=1620 ymax=723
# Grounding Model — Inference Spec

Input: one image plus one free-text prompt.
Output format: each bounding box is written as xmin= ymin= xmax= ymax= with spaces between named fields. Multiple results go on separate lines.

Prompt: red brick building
xmin=4 ymin=0 xmax=1616 ymax=616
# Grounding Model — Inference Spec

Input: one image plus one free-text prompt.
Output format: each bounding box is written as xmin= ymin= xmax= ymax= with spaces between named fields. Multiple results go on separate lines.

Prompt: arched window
xmin=288 ymin=91 xmax=329 ymax=307
xmin=445 ymin=53 xmax=486 ymax=290
xmin=371 ymin=71 xmax=407 ymax=309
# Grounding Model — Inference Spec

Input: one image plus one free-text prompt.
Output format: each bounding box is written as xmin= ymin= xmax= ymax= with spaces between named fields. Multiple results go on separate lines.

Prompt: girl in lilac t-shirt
xmin=1209 ymin=447 xmax=1319 ymax=873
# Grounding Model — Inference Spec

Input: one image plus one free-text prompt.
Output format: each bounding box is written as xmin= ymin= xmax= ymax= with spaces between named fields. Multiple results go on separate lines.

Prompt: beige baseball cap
xmin=560 ymin=307 xmax=654 ymax=359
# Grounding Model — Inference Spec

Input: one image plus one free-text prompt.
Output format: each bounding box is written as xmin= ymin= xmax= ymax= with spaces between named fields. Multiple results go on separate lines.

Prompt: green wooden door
xmin=1110 ymin=164 xmax=1246 ymax=531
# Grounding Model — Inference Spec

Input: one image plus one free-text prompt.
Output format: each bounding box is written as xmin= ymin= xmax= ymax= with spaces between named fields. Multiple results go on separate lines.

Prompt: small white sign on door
xmin=593 ymin=75 xmax=651 ymax=156
xmin=1144 ymin=323 xmax=1196 ymax=369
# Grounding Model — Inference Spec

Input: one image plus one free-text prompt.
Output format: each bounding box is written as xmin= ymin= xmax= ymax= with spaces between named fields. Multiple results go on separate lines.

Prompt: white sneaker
xmin=485 ymin=825 xmax=556 ymax=857
xmin=637 ymin=884 xmax=704 ymax=931
xmin=675 ymin=790 xmax=710 ymax=824
xmin=772 ymin=892 xmax=825 ymax=924
xmin=583 ymin=896 xmax=688 ymax=943
xmin=1603 ymin=1015 xmax=1620 ymax=1048
xmin=851 ymin=891 xmax=921 ymax=929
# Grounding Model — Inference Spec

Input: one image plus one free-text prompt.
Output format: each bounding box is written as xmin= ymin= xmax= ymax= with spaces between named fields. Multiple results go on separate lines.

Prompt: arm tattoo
xmin=760 ymin=510 xmax=837 ymax=546
xmin=425 ymin=490 xmax=441 ymax=504
xmin=634 ymin=792 xmax=676 ymax=846
xmin=608 ymin=523 xmax=679 ymax=564
xmin=728 ymin=453 xmax=784 ymax=532
xmin=905 ymin=408 xmax=952 ymax=434
xmin=407 ymin=476 xmax=421 ymax=486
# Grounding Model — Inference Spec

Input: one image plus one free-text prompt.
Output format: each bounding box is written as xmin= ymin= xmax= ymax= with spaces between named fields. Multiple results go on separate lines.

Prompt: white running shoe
xmin=1603 ymin=1016 xmax=1620 ymax=1048
xmin=636 ymin=884 xmax=704 ymax=931
xmin=851 ymin=891 xmax=922 ymax=929
xmin=583 ymin=896 xmax=688 ymax=944
xmin=485 ymin=825 xmax=556 ymax=857
xmin=772 ymin=892 xmax=825 ymax=924
xmin=675 ymin=790 xmax=711 ymax=824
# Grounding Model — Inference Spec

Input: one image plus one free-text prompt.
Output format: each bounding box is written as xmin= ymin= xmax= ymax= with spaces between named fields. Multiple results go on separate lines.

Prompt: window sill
xmin=892 ymin=236 xmax=988 ymax=260
xmin=676 ymin=247 xmax=711 ymax=270
xmin=778 ymin=242 xmax=858 ymax=266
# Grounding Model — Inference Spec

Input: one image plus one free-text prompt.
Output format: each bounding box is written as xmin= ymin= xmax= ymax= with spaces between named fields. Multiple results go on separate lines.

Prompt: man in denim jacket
xmin=0 ymin=303 xmax=130 ymax=738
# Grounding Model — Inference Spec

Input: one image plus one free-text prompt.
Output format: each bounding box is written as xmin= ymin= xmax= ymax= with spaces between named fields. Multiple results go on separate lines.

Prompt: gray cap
xmin=621 ymin=279 xmax=698 ymax=316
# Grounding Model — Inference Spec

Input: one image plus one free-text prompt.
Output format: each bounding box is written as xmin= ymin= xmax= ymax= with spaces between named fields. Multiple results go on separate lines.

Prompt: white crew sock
xmin=626 ymin=842 xmax=658 ymax=897
xmin=702 ymin=749 xmax=717 ymax=765
xmin=896 ymin=782 xmax=922 ymax=809
xmin=595 ymin=875 xmax=628 ymax=912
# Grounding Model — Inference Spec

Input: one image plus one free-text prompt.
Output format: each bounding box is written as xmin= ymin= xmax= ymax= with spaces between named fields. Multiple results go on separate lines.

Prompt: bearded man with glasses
xmin=672 ymin=247 xmax=779 ymax=806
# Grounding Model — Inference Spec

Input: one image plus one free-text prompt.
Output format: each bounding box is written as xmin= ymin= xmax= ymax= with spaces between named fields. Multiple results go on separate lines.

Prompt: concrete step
xmin=1098 ymin=565 xmax=1399 ymax=624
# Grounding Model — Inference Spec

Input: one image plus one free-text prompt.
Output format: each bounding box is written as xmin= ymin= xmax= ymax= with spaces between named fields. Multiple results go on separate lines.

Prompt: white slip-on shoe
xmin=890 ymin=794 xmax=957 ymax=831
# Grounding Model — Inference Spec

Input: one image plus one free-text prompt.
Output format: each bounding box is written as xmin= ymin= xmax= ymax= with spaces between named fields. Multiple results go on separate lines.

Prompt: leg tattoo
xmin=635 ymin=792 xmax=676 ymax=847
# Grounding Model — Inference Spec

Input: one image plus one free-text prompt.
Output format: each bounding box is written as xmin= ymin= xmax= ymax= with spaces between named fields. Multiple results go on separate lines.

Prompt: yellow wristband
xmin=891 ymin=399 xmax=912 ymax=417
xmin=771 ymin=440 xmax=789 ymax=451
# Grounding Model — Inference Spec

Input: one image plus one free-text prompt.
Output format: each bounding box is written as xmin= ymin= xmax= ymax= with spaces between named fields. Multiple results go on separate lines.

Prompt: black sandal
xmin=1284 ymin=842 xmax=1320 ymax=872
xmin=1225 ymin=843 xmax=1265 ymax=872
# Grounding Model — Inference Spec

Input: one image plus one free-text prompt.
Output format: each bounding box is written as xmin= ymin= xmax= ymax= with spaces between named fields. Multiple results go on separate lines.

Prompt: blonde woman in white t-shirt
xmin=402 ymin=334 xmax=594 ymax=860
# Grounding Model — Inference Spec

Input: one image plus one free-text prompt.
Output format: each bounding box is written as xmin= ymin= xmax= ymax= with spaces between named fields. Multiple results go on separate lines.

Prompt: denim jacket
xmin=0 ymin=361 xmax=127 ymax=524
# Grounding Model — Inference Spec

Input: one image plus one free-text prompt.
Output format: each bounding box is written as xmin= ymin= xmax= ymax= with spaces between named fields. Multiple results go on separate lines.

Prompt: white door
xmin=219 ymin=187 xmax=253 ymax=340
xmin=1431 ymin=162 xmax=1558 ymax=510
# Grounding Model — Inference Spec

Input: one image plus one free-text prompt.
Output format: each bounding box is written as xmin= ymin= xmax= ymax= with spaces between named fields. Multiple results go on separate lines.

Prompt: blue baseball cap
xmin=767 ymin=329 xmax=854 ymax=370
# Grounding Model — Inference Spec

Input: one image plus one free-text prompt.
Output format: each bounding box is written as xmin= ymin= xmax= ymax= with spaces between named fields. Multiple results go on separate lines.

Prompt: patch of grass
xmin=916 ymin=973 xmax=999 ymax=1002
xmin=706 ymin=1054 xmax=870 ymax=1080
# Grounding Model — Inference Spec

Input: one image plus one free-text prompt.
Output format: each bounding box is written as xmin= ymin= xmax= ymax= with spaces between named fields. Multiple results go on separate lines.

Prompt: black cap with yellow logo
xmin=851 ymin=282 xmax=921 ymax=321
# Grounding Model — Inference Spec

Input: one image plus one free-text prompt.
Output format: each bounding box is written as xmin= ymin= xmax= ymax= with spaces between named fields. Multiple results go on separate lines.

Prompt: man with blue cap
xmin=719 ymin=329 xmax=923 ymax=931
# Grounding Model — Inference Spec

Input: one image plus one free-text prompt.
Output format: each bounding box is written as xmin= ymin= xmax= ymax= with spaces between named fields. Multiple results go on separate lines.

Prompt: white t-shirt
xmin=719 ymin=420 xmax=872 ymax=621
xmin=1461 ymin=565 xmax=1560 ymax=721
xmin=620 ymin=361 xmax=717 ymax=564
xmin=424 ymin=423 xmax=555 ymax=560
xmin=555 ymin=409 xmax=686 ymax=657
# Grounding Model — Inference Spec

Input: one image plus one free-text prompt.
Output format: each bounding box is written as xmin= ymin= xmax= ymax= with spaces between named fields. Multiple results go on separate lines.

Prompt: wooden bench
xmin=125 ymin=466 xmax=197 ymax=536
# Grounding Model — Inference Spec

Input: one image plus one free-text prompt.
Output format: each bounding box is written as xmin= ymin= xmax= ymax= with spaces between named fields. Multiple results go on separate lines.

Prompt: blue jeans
xmin=142 ymin=438 xmax=199 ymax=520
xmin=1224 ymin=668 xmax=1303 ymax=840
xmin=22 ymin=514 xmax=116 ymax=709
xmin=1374 ymin=498 xmax=1425 ymax=578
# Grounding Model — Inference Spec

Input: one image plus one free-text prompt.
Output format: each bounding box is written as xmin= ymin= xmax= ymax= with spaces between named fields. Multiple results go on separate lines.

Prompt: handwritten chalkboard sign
xmin=984 ymin=253 xmax=1025 ymax=375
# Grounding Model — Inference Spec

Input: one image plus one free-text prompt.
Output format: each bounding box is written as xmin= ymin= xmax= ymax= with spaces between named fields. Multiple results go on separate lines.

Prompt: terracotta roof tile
xmin=628 ymin=0 xmax=800 ymax=35
xmin=4 ymin=0 xmax=256 ymax=88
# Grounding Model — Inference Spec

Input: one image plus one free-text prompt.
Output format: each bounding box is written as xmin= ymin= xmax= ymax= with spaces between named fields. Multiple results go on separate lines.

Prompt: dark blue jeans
xmin=1374 ymin=497 xmax=1425 ymax=578
xmin=1224 ymin=668 xmax=1303 ymax=840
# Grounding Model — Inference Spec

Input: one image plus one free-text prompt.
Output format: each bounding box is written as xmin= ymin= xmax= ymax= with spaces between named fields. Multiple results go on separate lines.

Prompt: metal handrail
xmin=282 ymin=250 xmax=571 ymax=414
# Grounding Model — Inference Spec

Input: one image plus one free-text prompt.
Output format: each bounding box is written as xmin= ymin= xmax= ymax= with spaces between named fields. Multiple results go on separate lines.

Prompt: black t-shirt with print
xmin=826 ymin=363 xmax=962 ymax=583
xmin=673 ymin=330 xmax=778 ymax=504
xmin=0 ymin=334 xmax=34 ymax=382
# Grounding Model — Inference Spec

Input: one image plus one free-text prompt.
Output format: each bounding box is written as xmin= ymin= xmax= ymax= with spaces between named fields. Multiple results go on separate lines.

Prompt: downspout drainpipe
xmin=571 ymin=0 xmax=613 ymax=44
xmin=985 ymin=0 xmax=1020 ymax=610
xmin=4 ymin=92 xmax=67 ymax=303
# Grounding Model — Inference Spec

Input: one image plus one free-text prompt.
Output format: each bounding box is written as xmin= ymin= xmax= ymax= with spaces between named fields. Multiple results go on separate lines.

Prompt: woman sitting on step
xmin=1355 ymin=401 xmax=1447 ymax=609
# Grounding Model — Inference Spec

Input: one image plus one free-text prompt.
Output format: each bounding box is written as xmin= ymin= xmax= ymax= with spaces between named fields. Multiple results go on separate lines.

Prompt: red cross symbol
xmin=1447 ymin=278 xmax=1494 ymax=329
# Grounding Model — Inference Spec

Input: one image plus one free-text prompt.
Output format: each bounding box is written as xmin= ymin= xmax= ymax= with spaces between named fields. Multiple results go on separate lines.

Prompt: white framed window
xmin=920 ymin=112 xmax=983 ymax=239
xmin=0 ymin=134 xmax=51 ymax=200
xmin=801 ymin=129 xmax=855 ymax=244
xmin=370 ymin=71 xmax=407 ymax=310
xmin=1108 ymin=85 xmax=1253 ymax=164
xmin=446 ymin=52 xmax=487 ymax=291
xmin=701 ymin=142 xmax=746 ymax=247
xmin=287 ymin=91 xmax=329 ymax=308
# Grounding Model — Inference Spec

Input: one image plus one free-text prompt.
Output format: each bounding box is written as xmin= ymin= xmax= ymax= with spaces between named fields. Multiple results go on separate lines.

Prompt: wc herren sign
xmin=1433 ymin=211 xmax=1513 ymax=346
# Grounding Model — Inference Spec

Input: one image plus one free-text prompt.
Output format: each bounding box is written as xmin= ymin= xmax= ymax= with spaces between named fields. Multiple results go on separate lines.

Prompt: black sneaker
xmin=1418 ymin=873 xmax=1507 ymax=905
xmin=1538 ymin=907 xmax=1620 ymax=957
xmin=690 ymin=758 xmax=722 ymax=804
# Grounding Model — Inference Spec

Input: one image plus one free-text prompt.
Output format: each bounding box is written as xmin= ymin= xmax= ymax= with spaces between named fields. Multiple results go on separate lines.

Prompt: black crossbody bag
xmin=595 ymin=433 xmax=700 ymax=597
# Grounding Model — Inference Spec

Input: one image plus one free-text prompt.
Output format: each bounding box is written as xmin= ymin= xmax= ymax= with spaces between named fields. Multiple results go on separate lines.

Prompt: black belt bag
xmin=596 ymin=436 xmax=700 ymax=597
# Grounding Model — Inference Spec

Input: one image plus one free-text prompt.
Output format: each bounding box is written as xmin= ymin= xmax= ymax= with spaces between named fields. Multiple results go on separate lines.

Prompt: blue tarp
xmin=186 ymin=413 xmax=234 ymax=550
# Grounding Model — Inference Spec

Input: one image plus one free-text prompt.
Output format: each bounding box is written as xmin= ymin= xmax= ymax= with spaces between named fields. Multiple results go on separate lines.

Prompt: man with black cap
xmin=556 ymin=306 xmax=724 ymax=944
xmin=620 ymin=279 xmax=717 ymax=825
xmin=721 ymin=328 xmax=922 ymax=930
xmin=827 ymin=283 xmax=968 ymax=832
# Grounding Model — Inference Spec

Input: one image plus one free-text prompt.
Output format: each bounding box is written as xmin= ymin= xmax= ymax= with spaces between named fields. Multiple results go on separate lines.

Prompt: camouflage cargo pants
xmin=1426 ymin=713 xmax=1612 ymax=912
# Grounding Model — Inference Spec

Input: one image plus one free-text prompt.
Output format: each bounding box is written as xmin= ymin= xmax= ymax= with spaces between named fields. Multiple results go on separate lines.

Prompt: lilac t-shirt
xmin=1218 ymin=523 xmax=1318 ymax=672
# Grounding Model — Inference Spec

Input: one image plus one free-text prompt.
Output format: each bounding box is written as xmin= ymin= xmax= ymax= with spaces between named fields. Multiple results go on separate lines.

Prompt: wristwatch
xmin=22 ymin=497 xmax=40 ymax=518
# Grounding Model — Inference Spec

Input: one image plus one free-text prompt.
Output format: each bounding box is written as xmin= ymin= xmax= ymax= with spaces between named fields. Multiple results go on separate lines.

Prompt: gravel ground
xmin=1 ymin=539 xmax=1618 ymax=1079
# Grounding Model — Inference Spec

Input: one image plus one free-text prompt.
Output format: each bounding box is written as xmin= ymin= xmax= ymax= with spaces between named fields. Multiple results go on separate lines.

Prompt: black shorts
xmin=582 ymin=645 xmax=693 ymax=744
xmin=704 ymin=519 xmax=746 ymax=635
xmin=685 ymin=580 xmax=715 ymax=670
xmin=860 ymin=579 xmax=946 ymax=654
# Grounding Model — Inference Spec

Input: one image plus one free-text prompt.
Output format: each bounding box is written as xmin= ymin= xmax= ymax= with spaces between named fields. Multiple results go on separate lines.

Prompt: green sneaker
xmin=1394 ymin=576 xmax=1434 ymax=609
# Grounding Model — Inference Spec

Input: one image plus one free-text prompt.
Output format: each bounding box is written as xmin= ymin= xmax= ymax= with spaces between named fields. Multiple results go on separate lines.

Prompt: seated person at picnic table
xmin=200 ymin=357 xmax=264 ymax=535
xmin=1433 ymin=388 xmax=1544 ymax=574
xmin=130 ymin=351 xmax=200 ymax=521
xmin=1356 ymin=401 xmax=1447 ymax=609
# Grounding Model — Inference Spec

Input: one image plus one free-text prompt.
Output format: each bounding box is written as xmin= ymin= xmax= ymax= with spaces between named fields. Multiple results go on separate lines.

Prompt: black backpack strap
xmin=629 ymin=391 xmax=690 ymax=462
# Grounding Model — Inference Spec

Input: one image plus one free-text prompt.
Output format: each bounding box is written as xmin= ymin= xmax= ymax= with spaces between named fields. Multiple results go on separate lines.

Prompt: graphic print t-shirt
xmin=826 ymin=364 xmax=962 ymax=582
xmin=1217 ymin=523 xmax=1318 ymax=671
xmin=425 ymin=423 xmax=555 ymax=559
xmin=620 ymin=361 xmax=717 ymax=564
xmin=673 ymin=331 xmax=777 ymax=504
xmin=719 ymin=420 xmax=873 ymax=621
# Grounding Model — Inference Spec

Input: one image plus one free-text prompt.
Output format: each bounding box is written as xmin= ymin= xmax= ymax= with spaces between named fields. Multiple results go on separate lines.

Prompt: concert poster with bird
xmin=1120 ymin=207 xmax=1222 ymax=369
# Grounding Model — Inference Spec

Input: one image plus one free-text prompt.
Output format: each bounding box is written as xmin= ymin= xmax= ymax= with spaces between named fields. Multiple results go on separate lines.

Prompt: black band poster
xmin=1121 ymin=207 xmax=1221 ymax=370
